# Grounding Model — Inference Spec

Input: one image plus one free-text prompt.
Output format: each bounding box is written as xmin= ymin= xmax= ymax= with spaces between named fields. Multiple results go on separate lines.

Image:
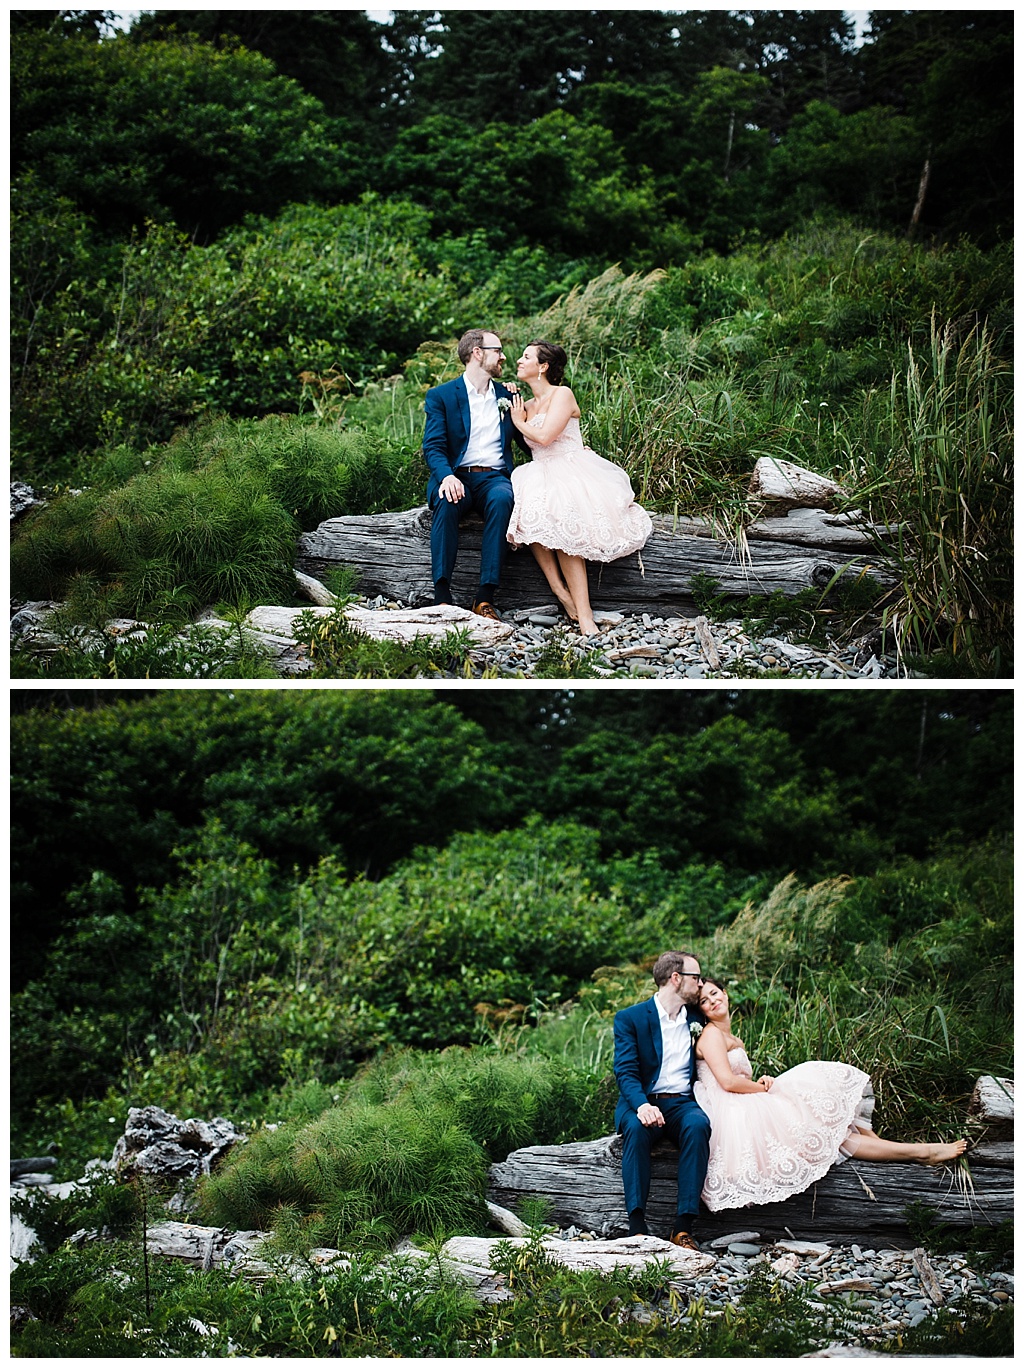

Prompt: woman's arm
xmin=696 ymin=1025 xmax=771 ymax=1094
xmin=509 ymin=386 xmax=580 ymax=444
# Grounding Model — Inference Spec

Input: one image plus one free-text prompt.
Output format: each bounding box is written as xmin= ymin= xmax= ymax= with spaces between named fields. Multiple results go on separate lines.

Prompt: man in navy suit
xmin=613 ymin=950 xmax=711 ymax=1250
xmin=422 ymin=328 xmax=529 ymax=619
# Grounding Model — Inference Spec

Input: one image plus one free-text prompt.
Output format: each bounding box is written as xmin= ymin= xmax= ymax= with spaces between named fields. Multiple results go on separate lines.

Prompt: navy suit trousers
xmin=619 ymin=1094 xmax=711 ymax=1218
xmin=429 ymin=467 xmax=514 ymax=590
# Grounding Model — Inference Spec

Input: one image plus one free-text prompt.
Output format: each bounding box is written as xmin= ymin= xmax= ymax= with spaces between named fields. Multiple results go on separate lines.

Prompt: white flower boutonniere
xmin=496 ymin=396 xmax=512 ymax=415
xmin=689 ymin=1021 xmax=704 ymax=1043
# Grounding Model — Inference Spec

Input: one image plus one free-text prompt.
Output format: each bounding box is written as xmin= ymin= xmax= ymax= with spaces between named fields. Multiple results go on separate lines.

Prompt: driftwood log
xmin=140 ymin=1222 xmax=710 ymax=1299
xmin=10 ymin=1157 xmax=57 ymax=1180
xmin=968 ymin=1075 xmax=1014 ymax=1128
xmin=487 ymin=1133 xmax=1013 ymax=1245
xmin=296 ymin=507 xmax=893 ymax=617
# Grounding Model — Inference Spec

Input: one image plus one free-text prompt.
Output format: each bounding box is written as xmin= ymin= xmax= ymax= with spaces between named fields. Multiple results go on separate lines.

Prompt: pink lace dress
xmin=694 ymin=1046 xmax=875 ymax=1211
xmin=506 ymin=415 xmax=652 ymax=560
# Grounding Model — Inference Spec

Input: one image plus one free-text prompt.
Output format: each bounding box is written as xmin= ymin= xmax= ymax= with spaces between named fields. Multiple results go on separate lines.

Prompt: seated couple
xmin=423 ymin=328 xmax=651 ymax=637
xmin=614 ymin=951 xmax=968 ymax=1249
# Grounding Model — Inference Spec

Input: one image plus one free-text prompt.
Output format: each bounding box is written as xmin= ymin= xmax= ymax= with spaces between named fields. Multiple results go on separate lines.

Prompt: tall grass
xmin=835 ymin=320 xmax=1012 ymax=671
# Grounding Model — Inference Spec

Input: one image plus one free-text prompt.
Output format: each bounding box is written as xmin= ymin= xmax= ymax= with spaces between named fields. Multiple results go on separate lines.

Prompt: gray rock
xmin=11 ymin=482 xmax=47 ymax=522
xmin=111 ymin=1105 xmax=245 ymax=1181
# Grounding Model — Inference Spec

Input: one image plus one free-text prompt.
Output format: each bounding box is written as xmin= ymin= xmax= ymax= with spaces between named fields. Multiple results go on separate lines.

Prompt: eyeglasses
xmin=478 ymin=345 xmax=505 ymax=353
xmin=676 ymin=971 xmax=704 ymax=980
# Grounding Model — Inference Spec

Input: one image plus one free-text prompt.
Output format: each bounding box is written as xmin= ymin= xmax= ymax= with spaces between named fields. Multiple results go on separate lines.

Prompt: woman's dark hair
xmin=700 ymin=977 xmax=729 ymax=998
xmin=530 ymin=339 xmax=567 ymax=385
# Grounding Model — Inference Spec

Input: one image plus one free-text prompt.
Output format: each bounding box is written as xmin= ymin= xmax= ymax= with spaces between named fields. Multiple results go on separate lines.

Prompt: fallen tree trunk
xmin=487 ymin=1134 xmax=1012 ymax=1244
xmin=296 ymin=509 xmax=893 ymax=616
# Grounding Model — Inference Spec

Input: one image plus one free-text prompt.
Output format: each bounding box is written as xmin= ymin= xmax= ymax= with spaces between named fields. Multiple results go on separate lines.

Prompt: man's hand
xmin=439 ymin=474 xmax=466 ymax=503
xmin=637 ymin=1102 xmax=666 ymax=1128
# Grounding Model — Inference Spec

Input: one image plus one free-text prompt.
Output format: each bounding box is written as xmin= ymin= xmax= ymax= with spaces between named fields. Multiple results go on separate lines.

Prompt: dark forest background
xmin=13 ymin=9 xmax=1012 ymax=251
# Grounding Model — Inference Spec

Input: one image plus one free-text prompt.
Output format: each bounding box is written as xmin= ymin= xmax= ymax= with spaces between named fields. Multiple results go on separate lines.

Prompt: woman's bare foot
xmin=919 ymin=1139 xmax=968 ymax=1165
xmin=577 ymin=614 xmax=600 ymax=637
xmin=553 ymin=588 xmax=578 ymax=622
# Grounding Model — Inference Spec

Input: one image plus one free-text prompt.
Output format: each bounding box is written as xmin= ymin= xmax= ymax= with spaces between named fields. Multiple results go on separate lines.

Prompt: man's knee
xmin=619 ymin=1111 xmax=654 ymax=1149
xmin=681 ymin=1105 xmax=711 ymax=1143
xmin=480 ymin=475 xmax=513 ymax=512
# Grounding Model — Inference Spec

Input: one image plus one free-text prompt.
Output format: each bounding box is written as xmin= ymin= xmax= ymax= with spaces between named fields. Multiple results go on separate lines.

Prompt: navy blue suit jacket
xmin=613 ymin=997 xmax=705 ymax=1129
xmin=422 ymin=376 xmax=528 ymax=504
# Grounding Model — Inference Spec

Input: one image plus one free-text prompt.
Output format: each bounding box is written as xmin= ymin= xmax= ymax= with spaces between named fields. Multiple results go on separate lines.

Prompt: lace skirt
xmin=507 ymin=445 xmax=652 ymax=561
xmin=694 ymin=1061 xmax=874 ymax=1212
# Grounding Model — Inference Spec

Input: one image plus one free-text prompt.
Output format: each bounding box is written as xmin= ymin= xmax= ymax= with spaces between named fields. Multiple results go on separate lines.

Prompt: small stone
xmin=708 ymin=1232 xmax=760 ymax=1250
xmin=728 ymin=1242 xmax=762 ymax=1257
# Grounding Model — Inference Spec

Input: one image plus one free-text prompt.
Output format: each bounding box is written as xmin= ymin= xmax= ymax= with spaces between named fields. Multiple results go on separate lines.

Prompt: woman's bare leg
xmin=555 ymin=551 xmax=599 ymax=636
xmin=843 ymin=1130 xmax=967 ymax=1165
xmin=528 ymin=544 xmax=577 ymax=620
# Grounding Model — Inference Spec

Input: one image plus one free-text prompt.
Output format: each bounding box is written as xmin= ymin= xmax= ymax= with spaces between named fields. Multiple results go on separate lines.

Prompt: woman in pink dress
xmin=693 ymin=979 xmax=968 ymax=1212
xmin=505 ymin=340 xmax=651 ymax=637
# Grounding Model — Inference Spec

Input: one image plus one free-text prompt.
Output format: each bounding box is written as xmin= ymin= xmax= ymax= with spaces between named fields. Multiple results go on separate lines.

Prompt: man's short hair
xmin=652 ymin=950 xmax=699 ymax=986
xmin=457 ymin=329 xmax=489 ymax=365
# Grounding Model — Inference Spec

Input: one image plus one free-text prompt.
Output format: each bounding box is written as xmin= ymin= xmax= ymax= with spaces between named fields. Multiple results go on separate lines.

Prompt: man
xmin=613 ymin=950 xmax=711 ymax=1250
xmin=422 ymin=328 xmax=529 ymax=619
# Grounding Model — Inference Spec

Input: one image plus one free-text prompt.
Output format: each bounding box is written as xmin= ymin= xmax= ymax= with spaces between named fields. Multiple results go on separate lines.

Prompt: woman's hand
xmin=757 ymin=1075 xmax=774 ymax=1090
xmin=509 ymin=390 xmax=528 ymax=429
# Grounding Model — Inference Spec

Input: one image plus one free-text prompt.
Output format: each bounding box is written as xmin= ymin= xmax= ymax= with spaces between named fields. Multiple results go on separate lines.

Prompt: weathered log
xmin=10 ymin=1158 xmax=57 ymax=1179
xmin=296 ymin=508 xmax=893 ymax=616
xmin=141 ymin=1222 xmax=710 ymax=1301
xmin=968 ymin=1075 xmax=1013 ymax=1127
xmin=487 ymin=1133 xmax=1012 ymax=1243
xmin=244 ymin=602 xmax=514 ymax=647
xmin=747 ymin=457 xmax=848 ymax=511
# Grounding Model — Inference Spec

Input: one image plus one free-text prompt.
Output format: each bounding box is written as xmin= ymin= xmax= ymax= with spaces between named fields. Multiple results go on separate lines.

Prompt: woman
xmin=505 ymin=341 xmax=652 ymax=637
xmin=693 ymin=978 xmax=968 ymax=1211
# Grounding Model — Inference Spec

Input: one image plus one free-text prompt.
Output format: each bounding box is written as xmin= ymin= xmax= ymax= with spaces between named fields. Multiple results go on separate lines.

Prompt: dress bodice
xmin=523 ymin=412 xmax=586 ymax=460
xmin=726 ymin=1047 xmax=753 ymax=1079
xmin=699 ymin=1047 xmax=753 ymax=1085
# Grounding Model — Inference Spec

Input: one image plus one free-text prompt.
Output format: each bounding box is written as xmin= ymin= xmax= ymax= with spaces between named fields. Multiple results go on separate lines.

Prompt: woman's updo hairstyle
xmin=530 ymin=340 xmax=567 ymax=385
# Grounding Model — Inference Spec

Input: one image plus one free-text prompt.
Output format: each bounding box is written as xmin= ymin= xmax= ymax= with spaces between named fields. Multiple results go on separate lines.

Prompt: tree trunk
xmin=908 ymin=156 xmax=931 ymax=241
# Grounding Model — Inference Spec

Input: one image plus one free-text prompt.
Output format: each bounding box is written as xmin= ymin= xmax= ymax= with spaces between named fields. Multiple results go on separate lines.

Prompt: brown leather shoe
xmin=670 ymin=1231 xmax=700 ymax=1252
xmin=472 ymin=600 xmax=501 ymax=621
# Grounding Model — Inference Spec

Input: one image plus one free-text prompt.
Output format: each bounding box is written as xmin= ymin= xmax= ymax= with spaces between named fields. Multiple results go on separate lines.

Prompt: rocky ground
xmin=9 ymin=592 xmax=923 ymax=681
xmin=470 ymin=603 xmax=916 ymax=680
xmin=552 ymin=1221 xmax=1012 ymax=1345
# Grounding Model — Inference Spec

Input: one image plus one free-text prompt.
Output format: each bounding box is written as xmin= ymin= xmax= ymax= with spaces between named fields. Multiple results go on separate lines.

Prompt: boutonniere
xmin=496 ymin=396 xmax=512 ymax=415
xmin=689 ymin=1022 xmax=704 ymax=1042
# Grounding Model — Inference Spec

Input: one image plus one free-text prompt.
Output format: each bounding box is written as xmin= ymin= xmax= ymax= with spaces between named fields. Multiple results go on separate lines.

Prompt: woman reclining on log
xmin=692 ymin=979 xmax=968 ymax=1212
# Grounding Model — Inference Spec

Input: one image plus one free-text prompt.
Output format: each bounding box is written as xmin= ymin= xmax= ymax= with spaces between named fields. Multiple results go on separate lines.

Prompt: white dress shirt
xmin=456 ymin=374 xmax=504 ymax=469
xmin=649 ymin=994 xmax=693 ymax=1094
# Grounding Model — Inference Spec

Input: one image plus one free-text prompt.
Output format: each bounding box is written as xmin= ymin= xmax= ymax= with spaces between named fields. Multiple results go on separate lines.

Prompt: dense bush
xmin=11 ymin=690 xmax=1011 ymax=991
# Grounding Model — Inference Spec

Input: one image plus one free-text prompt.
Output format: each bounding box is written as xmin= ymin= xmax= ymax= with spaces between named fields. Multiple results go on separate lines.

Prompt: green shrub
xmin=200 ymin=1097 xmax=489 ymax=1248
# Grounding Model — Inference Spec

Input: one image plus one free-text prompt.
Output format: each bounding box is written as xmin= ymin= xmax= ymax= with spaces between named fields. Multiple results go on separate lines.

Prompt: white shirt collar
xmin=464 ymin=373 xmax=494 ymax=399
xmin=653 ymin=993 xmax=686 ymax=1025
